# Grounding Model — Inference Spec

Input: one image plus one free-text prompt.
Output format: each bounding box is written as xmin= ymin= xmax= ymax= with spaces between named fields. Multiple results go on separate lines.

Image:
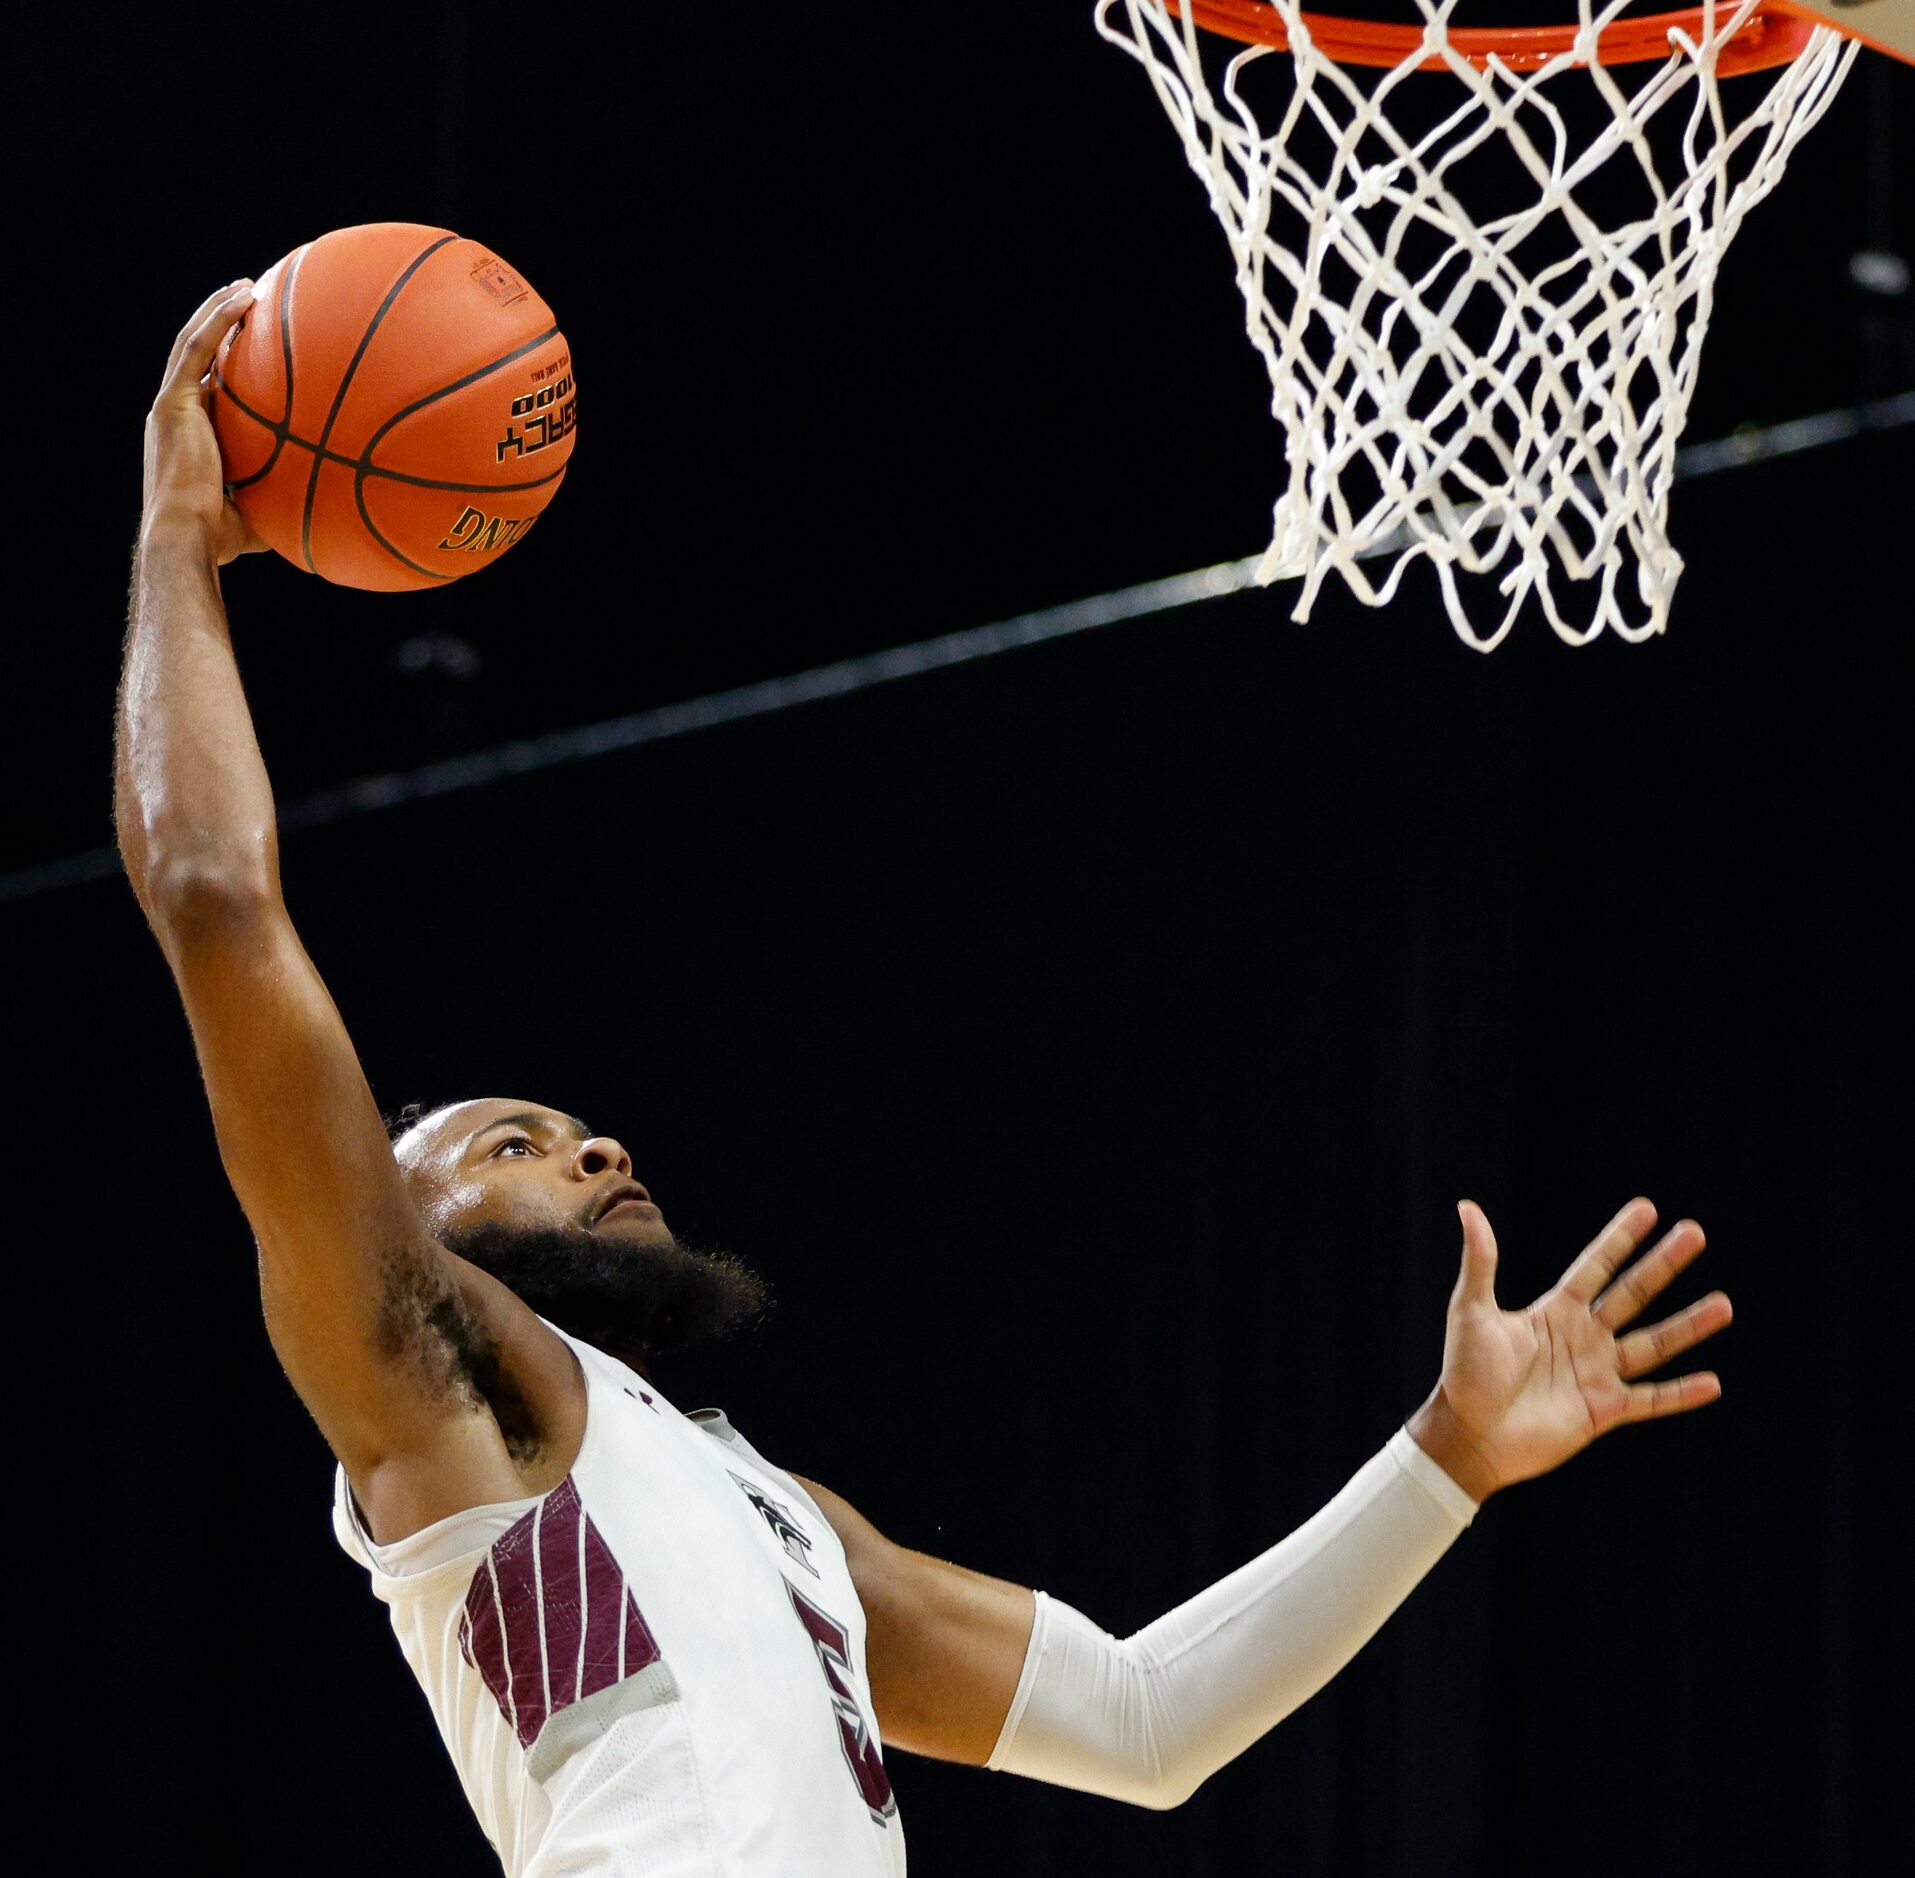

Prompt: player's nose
xmin=573 ymin=1135 xmax=633 ymax=1180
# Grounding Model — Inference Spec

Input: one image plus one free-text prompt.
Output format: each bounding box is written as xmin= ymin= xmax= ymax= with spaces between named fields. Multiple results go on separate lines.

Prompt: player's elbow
xmin=144 ymin=846 xmax=281 ymax=942
xmin=1094 ymin=1725 xmax=1211 ymax=1810
xmin=1077 ymin=1765 xmax=1203 ymax=1811
xmin=1126 ymin=1761 xmax=1206 ymax=1811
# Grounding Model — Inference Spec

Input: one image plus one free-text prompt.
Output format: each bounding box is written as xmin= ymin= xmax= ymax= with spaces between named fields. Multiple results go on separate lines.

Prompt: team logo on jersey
xmin=730 ymin=1472 xmax=820 ymax=1577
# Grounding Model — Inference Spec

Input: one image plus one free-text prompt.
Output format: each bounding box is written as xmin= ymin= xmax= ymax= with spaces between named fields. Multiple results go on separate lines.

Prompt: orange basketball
xmin=211 ymin=223 xmax=576 ymax=591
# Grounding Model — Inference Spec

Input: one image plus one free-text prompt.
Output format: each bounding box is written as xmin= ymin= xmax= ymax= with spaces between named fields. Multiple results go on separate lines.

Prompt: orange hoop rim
xmin=1173 ymin=1 xmax=1822 ymax=75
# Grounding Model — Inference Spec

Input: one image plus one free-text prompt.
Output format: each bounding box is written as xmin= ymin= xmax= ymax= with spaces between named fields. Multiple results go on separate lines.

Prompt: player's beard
xmin=441 ymin=1219 xmax=771 ymax=1371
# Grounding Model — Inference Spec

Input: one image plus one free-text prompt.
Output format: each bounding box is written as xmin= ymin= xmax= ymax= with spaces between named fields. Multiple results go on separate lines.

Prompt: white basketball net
xmin=1096 ymin=1 xmax=1857 ymax=646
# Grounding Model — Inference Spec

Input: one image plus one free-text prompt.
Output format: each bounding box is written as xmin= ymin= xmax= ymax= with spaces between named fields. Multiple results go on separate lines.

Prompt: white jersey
xmin=333 ymin=1327 xmax=907 ymax=1877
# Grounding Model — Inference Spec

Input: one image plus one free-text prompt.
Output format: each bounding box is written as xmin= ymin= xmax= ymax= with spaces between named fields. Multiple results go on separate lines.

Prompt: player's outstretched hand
xmin=1407 ymin=1198 xmax=1732 ymax=1503
xmin=143 ymin=281 xmax=267 ymax=567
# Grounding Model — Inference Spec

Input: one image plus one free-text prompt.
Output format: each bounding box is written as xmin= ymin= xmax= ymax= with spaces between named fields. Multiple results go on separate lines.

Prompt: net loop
xmin=1097 ymin=0 xmax=1858 ymax=644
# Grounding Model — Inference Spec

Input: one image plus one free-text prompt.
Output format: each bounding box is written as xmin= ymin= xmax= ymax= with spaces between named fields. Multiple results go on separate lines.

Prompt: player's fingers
xmin=160 ymin=280 xmax=254 ymax=397
xmin=1454 ymin=1199 xmax=1499 ymax=1306
xmin=160 ymin=281 xmax=248 ymax=384
xmin=1592 ymin=1219 xmax=1707 ymax=1330
xmin=1615 ymin=1292 xmax=1732 ymax=1379
xmin=1560 ymin=1197 xmax=1657 ymax=1304
xmin=1620 ymin=1370 xmax=1722 ymax=1423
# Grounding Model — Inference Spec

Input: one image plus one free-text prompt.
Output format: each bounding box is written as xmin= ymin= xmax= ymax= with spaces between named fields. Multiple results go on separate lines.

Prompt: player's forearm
xmin=988 ymin=1430 xmax=1477 ymax=1808
xmin=116 ymin=519 xmax=281 ymax=925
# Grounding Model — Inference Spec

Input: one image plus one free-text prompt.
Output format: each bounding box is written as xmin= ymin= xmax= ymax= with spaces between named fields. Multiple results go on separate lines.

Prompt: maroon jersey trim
xmin=458 ymin=1477 xmax=661 ymax=1750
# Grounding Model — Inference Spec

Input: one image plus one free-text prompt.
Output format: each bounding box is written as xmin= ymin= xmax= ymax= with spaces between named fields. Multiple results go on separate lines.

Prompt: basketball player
xmin=121 ymin=281 xmax=1733 ymax=1876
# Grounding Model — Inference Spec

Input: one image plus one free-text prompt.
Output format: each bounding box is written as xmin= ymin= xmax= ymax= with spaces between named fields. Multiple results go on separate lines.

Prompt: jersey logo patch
xmin=730 ymin=1472 xmax=820 ymax=1578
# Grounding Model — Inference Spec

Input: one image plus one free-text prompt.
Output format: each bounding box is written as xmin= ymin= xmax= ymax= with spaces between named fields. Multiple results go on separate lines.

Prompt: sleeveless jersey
xmin=332 ymin=1328 xmax=907 ymax=1877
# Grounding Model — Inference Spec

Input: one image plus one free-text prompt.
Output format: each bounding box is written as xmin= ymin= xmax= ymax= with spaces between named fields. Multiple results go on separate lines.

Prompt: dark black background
xmin=11 ymin=4 xmax=1913 ymax=1874
xmin=8 ymin=1 xmax=1913 ymax=874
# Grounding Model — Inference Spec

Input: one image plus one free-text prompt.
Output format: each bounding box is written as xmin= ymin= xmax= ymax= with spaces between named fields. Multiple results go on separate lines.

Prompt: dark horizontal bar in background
xmin=5 ymin=389 xmax=1910 ymax=909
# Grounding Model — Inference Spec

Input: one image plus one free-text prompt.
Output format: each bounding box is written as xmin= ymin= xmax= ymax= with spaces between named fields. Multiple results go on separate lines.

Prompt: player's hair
xmin=383 ymin=1100 xmax=466 ymax=1145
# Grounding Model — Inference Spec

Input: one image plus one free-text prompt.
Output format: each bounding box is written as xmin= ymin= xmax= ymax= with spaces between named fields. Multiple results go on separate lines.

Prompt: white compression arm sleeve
xmin=986 ymin=1428 xmax=1479 ymax=1809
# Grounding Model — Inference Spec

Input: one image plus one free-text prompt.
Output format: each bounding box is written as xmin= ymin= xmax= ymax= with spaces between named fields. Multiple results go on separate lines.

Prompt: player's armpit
xmin=165 ymin=898 xmax=581 ymax=1534
xmin=792 ymin=1476 xmax=1036 ymax=1766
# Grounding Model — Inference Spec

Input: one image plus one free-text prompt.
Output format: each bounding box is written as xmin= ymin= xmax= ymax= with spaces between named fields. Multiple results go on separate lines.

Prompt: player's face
xmin=393 ymin=1096 xmax=767 ymax=1368
xmin=394 ymin=1097 xmax=674 ymax=1249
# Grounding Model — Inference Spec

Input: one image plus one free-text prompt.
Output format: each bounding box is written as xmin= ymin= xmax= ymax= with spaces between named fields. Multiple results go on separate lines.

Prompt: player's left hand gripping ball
xmin=211 ymin=223 xmax=576 ymax=590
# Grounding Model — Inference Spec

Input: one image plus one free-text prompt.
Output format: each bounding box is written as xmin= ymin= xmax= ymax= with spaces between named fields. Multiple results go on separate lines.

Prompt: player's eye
xmin=491 ymin=1137 xmax=537 ymax=1159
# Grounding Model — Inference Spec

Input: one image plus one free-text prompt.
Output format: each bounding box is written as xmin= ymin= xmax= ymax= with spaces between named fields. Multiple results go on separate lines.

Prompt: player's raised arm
xmin=811 ymin=1199 xmax=1730 ymax=1806
xmin=117 ymin=284 xmax=578 ymax=1540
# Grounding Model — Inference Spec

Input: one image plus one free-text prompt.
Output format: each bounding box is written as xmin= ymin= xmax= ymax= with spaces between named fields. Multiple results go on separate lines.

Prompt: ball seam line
xmin=217 ymin=248 xmax=309 ymax=494
xmin=298 ymin=233 xmax=459 ymax=578
xmin=350 ymin=320 xmax=568 ymax=580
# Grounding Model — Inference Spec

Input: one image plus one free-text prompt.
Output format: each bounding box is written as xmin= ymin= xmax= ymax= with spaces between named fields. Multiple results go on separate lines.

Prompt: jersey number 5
xmin=786 ymin=1581 xmax=897 ymax=1824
